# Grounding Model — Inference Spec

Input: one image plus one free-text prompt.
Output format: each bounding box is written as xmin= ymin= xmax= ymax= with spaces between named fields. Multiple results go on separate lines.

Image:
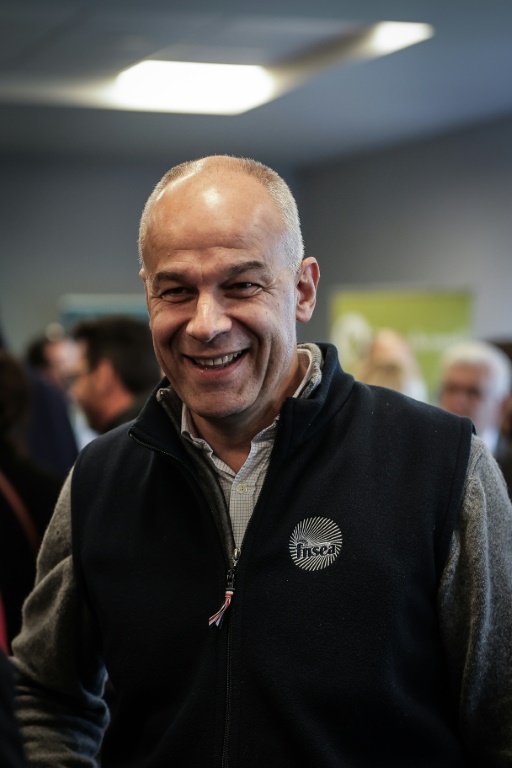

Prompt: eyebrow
xmin=151 ymin=260 xmax=271 ymax=287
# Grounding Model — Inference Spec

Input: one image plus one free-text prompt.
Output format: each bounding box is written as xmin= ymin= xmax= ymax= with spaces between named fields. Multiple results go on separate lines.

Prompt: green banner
xmin=330 ymin=288 xmax=473 ymax=402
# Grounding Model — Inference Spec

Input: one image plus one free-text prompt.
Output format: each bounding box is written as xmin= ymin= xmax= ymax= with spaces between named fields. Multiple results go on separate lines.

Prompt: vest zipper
xmin=204 ymin=440 xmax=281 ymax=765
xmin=209 ymin=547 xmax=240 ymax=627
xmin=220 ymin=551 xmax=240 ymax=768
xmin=129 ymin=427 xmax=257 ymax=766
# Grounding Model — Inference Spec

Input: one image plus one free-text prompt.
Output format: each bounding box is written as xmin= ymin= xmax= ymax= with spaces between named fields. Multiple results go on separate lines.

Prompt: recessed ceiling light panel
xmin=108 ymin=60 xmax=276 ymax=115
xmin=368 ymin=22 xmax=434 ymax=56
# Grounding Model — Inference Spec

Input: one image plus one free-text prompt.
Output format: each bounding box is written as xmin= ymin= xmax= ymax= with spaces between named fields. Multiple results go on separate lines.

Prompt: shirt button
xmin=236 ymin=483 xmax=249 ymax=494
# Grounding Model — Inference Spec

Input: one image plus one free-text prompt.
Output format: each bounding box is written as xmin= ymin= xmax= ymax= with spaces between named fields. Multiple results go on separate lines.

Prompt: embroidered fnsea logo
xmin=289 ymin=517 xmax=343 ymax=572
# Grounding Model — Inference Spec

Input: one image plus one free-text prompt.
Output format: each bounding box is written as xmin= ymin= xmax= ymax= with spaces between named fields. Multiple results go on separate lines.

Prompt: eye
xmin=159 ymin=286 xmax=194 ymax=303
xmin=226 ymin=281 xmax=261 ymax=297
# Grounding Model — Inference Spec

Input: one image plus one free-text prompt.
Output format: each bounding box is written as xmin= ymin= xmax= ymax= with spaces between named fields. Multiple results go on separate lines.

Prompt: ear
xmin=295 ymin=257 xmax=320 ymax=323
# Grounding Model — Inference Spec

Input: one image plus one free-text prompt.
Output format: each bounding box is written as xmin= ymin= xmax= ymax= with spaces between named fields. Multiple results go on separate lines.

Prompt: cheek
xmin=260 ymin=313 xmax=297 ymax=369
xmin=261 ymin=292 xmax=296 ymax=334
xmin=150 ymin=330 xmax=170 ymax=366
xmin=274 ymin=299 xmax=299 ymax=344
xmin=478 ymin=400 xmax=493 ymax=419
xmin=149 ymin=309 xmax=175 ymax=343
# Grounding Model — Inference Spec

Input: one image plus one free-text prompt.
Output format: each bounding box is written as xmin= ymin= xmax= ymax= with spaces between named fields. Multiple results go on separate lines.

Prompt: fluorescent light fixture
xmin=266 ymin=21 xmax=434 ymax=100
xmin=366 ymin=22 xmax=434 ymax=56
xmin=109 ymin=60 xmax=276 ymax=115
xmin=0 ymin=21 xmax=434 ymax=114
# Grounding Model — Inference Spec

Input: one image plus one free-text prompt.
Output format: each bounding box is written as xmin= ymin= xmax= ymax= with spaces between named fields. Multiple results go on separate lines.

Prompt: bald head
xmin=138 ymin=155 xmax=304 ymax=272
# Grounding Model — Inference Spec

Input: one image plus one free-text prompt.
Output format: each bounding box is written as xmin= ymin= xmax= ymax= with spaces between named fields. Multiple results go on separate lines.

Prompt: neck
xmin=188 ymin=352 xmax=309 ymax=473
xmin=189 ymin=407 xmax=276 ymax=473
xmin=198 ymin=429 xmax=254 ymax=474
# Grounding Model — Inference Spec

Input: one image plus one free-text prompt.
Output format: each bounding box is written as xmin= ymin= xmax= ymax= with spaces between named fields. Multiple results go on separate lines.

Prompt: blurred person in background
xmin=0 ymin=323 xmax=78 ymax=480
xmin=0 ymin=350 xmax=62 ymax=648
xmin=501 ymin=392 xmax=512 ymax=443
xmin=22 ymin=367 xmax=79 ymax=478
xmin=25 ymin=329 xmax=79 ymax=393
xmin=25 ymin=327 xmax=96 ymax=449
xmin=354 ymin=327 xmax=427 ymax=401
xmin=439 ymin=339 xmax=512 ymax=494
xmin=499 ymin=393 xmax=512 ymax=492
xmin=69 ymin=315 xmax=161 ymax=434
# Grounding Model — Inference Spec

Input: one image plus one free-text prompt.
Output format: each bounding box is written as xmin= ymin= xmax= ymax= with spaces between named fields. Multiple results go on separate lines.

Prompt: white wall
xmin=297 ymin=114 xmax=512 ymax=346
xmin=0 ymin=156 xmax=165 ymax=353
xmin=0 ymin=154 xmax=296 ymax=354
xmin=1 ymin=116 xmax=511 ymax=354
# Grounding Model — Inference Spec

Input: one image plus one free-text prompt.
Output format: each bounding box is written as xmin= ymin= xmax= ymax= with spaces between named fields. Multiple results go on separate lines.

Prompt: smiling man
xmin=138 ymin=159 xmax=318 ymax=471
xmin=11 ymin=156 xmax=512 ymax=767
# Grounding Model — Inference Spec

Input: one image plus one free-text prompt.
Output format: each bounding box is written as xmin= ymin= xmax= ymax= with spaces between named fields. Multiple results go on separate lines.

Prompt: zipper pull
xmin=209 ymin=548 xmax=240 ymax=628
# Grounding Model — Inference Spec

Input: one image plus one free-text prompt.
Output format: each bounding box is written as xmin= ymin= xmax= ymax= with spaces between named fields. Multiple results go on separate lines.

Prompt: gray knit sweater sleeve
xmin=438 ymin=434 xmax=512 ymax=765
xmin=11 ymin=472 xmax=108 ymax=767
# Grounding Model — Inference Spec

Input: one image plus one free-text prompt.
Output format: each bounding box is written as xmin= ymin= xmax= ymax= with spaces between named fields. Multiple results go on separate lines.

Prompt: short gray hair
xmin=138 ymin=155 xmax=304 ymax=272
xmin=441 ymin=340 xmax=512 ymax=400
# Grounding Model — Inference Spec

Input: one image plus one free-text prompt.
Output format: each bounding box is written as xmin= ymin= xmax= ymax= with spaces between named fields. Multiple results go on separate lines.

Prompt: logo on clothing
xmin=289 ymin=517 xmax=343 ymax=572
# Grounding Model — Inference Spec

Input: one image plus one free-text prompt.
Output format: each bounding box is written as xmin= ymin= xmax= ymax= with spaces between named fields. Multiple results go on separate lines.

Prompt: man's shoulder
xmin=353 ymin=380 xmax=453 ymax=417
xmin=350 ymin=380 xmax=474 ymax=443
xmin=82 ymin=419 xmax=134 ymax=451
xmin=73 ymin=420 xmax=139 ymax=480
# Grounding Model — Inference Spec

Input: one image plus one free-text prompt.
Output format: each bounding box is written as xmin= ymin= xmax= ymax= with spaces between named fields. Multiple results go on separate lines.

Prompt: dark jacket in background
xmin=25 ymin=370 xmax=78 ymax=480
xmin=0 ymin=441 xmax=62 ymax=647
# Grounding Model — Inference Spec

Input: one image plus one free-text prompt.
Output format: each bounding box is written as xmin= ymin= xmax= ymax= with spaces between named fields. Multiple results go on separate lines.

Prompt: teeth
xmin=194 ymin=351 xmax=242 ymax=367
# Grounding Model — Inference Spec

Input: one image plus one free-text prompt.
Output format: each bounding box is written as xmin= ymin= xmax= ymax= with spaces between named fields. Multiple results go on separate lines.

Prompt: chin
xmin=193 ymin=400 xmax=249 ymax=422
xmin=198 ymin=407 xmax=242 ymax=421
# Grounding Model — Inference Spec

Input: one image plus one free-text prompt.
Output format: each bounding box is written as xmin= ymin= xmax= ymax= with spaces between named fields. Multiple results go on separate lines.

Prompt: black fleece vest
xmin=72 ymin=344 xmax=473 ymax=768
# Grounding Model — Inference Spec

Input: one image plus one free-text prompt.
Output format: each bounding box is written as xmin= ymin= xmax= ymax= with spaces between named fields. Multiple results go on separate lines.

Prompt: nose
xmin=186 ymin=291 xmax=232 ymax=342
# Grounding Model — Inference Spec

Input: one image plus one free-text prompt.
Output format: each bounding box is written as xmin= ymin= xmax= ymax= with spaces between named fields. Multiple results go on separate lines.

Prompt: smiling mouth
xmin=189 ymin=350 xmax=245 ymax=369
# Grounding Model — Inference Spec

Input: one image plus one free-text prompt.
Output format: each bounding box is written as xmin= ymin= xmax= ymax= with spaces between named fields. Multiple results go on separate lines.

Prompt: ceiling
xmin=1 ymin=0 xmax=512 ymax=169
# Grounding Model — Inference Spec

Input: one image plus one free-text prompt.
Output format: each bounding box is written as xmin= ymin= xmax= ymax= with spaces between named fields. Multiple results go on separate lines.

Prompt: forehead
xmin=444 ymin=362 xmax=492 ymax=386
xmin=145 ymin=171 xmax=285 ymax=259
